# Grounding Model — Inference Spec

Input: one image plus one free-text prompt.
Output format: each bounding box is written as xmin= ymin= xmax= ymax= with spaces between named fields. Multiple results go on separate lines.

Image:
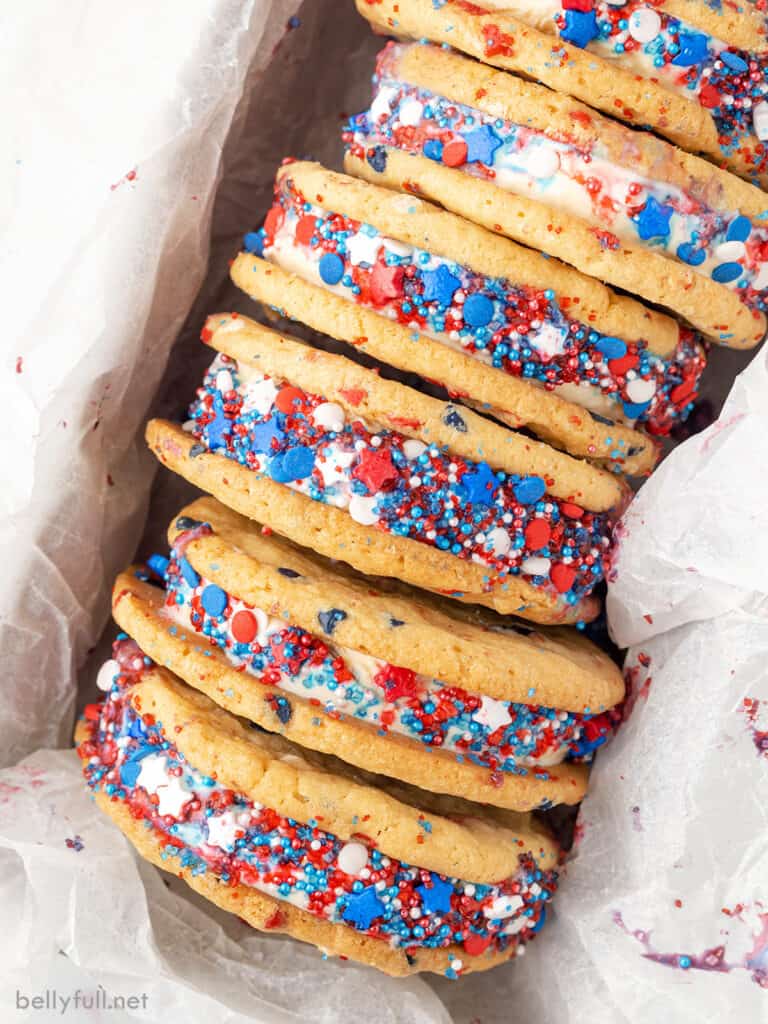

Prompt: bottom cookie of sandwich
xmin=76 ymin=638 xmax=560 ymax=977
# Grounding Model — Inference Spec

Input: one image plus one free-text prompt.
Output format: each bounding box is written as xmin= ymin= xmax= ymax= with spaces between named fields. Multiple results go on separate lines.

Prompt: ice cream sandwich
xmin=344 ymin=41 xmax=768 ymax=349
xmin=112 ymin=496 xmax=624 ymax=810
xmin=76 ymin=638 xmax=561 ymax=977
xmin=355 ymin=0 xmax=768 ymax=189
xmin=236 ymin=161 xmax=707 ymax=465
xmin=146 ymin=314 xmax=626 ymax=624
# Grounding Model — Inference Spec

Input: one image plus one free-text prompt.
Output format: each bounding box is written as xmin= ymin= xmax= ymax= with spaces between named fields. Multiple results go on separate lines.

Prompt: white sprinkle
xmin=626 ymin=378 xmax=657 ymax=404
xmin=96 ymin=659 xmax=120 ymax=692
xmin=628 ymin=9 xmax=661 ymax=43
xmin=349 ymin=493 xmax=379 ymax=525
xmin=337 ymin=841 xmax=369 ymax=876
xmin=522 ymin=556 xmax=551 ymax=577
xmin=312 ymin=402 xmax=346 ymax=432
xmin=403 ymin=438 xmax=427 ymax=460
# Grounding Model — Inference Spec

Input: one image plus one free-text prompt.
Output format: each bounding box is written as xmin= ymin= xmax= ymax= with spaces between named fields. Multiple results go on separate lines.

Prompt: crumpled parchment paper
xmin=1 ymin=1 xmax=765 ymax=1020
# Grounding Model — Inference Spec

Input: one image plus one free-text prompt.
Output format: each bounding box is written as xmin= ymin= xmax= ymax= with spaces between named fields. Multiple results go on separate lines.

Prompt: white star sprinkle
xmin=346 ymin=231 xmax=381 ymax=267
xmin=473 ymin=696 xmax=513 ymax=734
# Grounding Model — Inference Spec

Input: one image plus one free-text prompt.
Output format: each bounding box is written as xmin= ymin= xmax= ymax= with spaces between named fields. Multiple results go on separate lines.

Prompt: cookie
xmin=111 ymin=496 xmax=624 ymax=810
xmin=343 ymin=41 xmax=768 ymax=349
xmin=242 ymin=161 xmax=705 ymax=457
xmin=76 ymin=638 xmax=560 ymax=977
xmin=354 ymin=0 xmax=768 ymax=188
xmin=146 ymin=313 xmax=624 ymax=623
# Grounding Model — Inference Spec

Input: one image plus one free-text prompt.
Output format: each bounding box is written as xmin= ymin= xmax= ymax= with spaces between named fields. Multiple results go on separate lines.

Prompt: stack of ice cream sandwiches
xmin=77 ymin=0 xmax=765 ymax=979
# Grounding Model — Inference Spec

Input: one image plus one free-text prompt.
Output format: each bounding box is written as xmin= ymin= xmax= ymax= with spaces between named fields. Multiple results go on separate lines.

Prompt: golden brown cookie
xmin=110 ymin=496 xmax=623 ymax=810
xmin=343 ymin=40 xmax=768 ymax=349
xmin=76 ymin=652 xmax=560 ymax=977
xmin=354 ymin=0 xmax=768 ymax=188
xmin=146 ymin=314 xmax=624 ymax=624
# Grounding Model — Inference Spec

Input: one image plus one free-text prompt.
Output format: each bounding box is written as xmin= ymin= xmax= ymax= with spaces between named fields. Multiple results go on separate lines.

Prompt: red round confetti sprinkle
xmin=550 ymin=563 xmax=577 ymax=593
xmin=525 ymin=518 xmax=551 ymax=550
xmin=464 ymin=932 xmax=493 ymax=956
xmin=231 ymin=610 xmax=258 ymax=644
xmin=295 ymin=215 xmax=317 ymax=246
xmin=442 ymin=139 xmax=468 ymax=167
xmin=275 ymin=386 xmax=304 ymax=413
xmin=608 ymin=353 xmax=639 ymax=376
xmin=560 ymin=503 xmax=584 ymax=519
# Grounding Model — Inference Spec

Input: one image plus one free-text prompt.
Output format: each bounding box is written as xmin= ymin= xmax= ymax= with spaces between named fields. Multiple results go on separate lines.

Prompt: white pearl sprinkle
xmin=96 ymin=659 xmax=121 ymax=692
xmin=628 ymin=9 xmax=661 ymax=43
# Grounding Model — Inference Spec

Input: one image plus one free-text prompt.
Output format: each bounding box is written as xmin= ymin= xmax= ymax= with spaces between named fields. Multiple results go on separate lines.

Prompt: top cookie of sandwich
xmin=238 ymin=161 xmax=705 ymax=465
xmin=344 ymin=40 xmax=768 ymax=349
xmin=355 ymin=0 xmax=768 ymax=189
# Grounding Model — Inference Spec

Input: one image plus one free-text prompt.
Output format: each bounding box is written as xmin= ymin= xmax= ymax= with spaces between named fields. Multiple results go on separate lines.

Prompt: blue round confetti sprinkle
xmin=269 ymin=445 xmax=316 ymax=483
xmin=720 ymin=51 xmax=749 ymax=75
xmin=677 ymin=242 xmax=706 ymax=267
xmin=712 ymin=262 xmax=743 ymax=284
xmin=595 ymin=336 xmax=627 ymax=360
xmin=423 ymin=138 xmax=444 ymax=162
xmin=319 ymin=252 xmax=344 ymax=285
xmin=201 ymin=584 xmax=228 ymax=617
xmin=622 ymin=400 xmax=651 ymax=419
xmin=514 ymin=476 xmax=546 ymax=504
xmin=726 ymin=215 xmax=752 ymax=243
xmin=463 ymin=293 xmax=494 ymax=328
xmin=243 ymin=231 xmax=264 ymax=256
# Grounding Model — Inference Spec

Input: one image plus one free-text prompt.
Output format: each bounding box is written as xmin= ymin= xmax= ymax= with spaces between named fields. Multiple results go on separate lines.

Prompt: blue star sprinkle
xmin=416 ymin=873 xmax=453 ymax=915
xmin=341 ymin=886 xmax=385 ymax=929
xmin=421 ymin=263 xmax=461 ymax=306
xmin=463 ymin=124 xmax=502 ymax=165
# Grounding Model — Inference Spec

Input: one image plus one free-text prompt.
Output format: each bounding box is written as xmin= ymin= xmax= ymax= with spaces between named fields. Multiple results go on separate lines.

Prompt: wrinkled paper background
xmin=1 ymin=1 xmax=765 ymax=1021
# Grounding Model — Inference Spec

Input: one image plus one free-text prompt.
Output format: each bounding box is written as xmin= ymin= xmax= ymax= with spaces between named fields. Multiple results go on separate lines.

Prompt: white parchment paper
xmin=1 ymin=1 xmax=766 ymax=1021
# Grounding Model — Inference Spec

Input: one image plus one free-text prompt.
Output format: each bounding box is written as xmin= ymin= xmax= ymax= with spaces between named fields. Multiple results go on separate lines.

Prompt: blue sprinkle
xmin=278 ymin=567 xmax=301 ymax=578
xmin=319 ymin=253 xmax=344 ymax=285
xmin=367 ymin=146 xmax=387 ymax=173
xmin=514 ymin=476 xmax=546 ymax=504
xmin=180 ymin=557 xmax=200 ymax=588
xmin=677 ymin=242 xmax=706 ymax=266
xmin=622 ymin=400 xmax=651 ymax=419
xmin=727 ymin=215 xmax=752 ymax=243
xmin=201 ymin=584 xmax=228 ymax=617
xmin=175 ymin=516 xmax=203 ymax=531
xmin=443 ymin=406 xmax=467 ymax=432
xmin=712 ymin=262 xmax=743 ymax=284
xmin=243 ymin=230 xmax=264 ymax=256
xmin=720 ymin=51 xmax=748 ymax=75
xmin=672 ymin=32 xmax=710 ymax=68
xmin=463 ymin=293 xmax=494 ymax=327
xmin=463 ymin=124 xmax=502 ymax=164
xmin=636 ymin=196 xmax=673 ymax=241
xmin=269 ymin=446 xmax=316 ymax=482
xmin=189 ymin=443 xmax=207 ymax=458
xmin=147 ymin=554 xmax=169 ymax=579
xmin=423 ymin=138 xmax=444 ymax=162
xmin=251 ymin=415 xmax=284 ymax=453
xmin=461 ymin=462 xmax=499 ymax=506
xmin=595 ymin=336 xmax=627 ymax=360
xmin=421 ymin=263 xmax=461 ymax=306
xmin=317 ymin=608 xmax=348 ymax=635
xmin=560 ymin=10 xmax=599 ymax=49
xmin=416 ymin=874 xmax=453 ymax=914
xmin=341 ymin=887 xmax=385 ymax=929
